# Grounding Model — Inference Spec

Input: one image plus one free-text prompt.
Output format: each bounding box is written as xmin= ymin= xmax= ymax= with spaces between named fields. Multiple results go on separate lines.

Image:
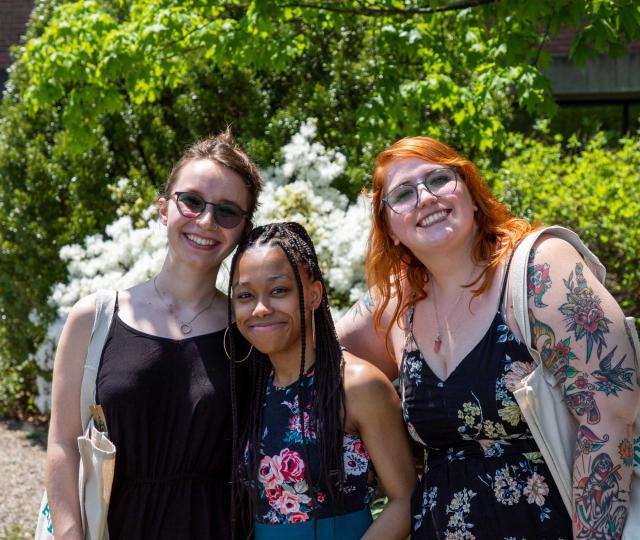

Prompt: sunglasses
xmin=172 ymin=192 xmax=247 ymax=229
xmin=382 ymin=167 xmax=459 ymax=214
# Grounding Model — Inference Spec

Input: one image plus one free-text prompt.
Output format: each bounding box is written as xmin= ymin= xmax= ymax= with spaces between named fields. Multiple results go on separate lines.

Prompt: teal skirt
xmin=254 ymin=507 xmax=373 ymax=540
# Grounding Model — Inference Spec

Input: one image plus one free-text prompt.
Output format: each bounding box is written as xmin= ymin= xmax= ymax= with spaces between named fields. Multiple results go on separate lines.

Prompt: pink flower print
xmin=259 ymin=454 xmax=284 ymax=490
xmin=288 ymin=511 xmax=309 ymax=523
xmin=265 ymin=486 xmax=283 ymax=507
xmin=316 ymin=491 xmax=325 ymax=503
xmin=274 ymin=489 xmax=302 ymax=515
xmin=288 ymin=412 xmax=315 ymax=438
xmin=344 ymin=450 xmax=369 ymax=476
xmin=352 ymin=438 xmax=370 ymax=459
xmin=279 ymin=448 xmax=305 ymax=482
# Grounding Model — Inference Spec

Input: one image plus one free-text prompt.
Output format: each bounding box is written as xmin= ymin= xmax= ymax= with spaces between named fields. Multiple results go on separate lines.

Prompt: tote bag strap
xmin=79 ymin=290 xmax=117 ymax=430
xmin=510 ymin=226 xmax=606 ymax=383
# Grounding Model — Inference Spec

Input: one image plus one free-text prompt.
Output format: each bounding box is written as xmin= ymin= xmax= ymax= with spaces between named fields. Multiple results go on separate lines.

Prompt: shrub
xmin=487 ymin=132 xmax=640 ymax=315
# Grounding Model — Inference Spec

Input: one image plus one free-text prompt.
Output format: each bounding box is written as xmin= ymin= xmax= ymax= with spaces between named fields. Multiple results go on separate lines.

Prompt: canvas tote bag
xmin=36 ymin=290 xmax=117 ymax=540
xmin=510 ymin=226 xmax=640 ymax=538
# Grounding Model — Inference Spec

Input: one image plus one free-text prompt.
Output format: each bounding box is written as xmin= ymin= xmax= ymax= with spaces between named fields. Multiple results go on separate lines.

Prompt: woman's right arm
xmin=336 ymin=292 xmax=399 ymax=380
xmin=46 ymin=294 xmax=96 ymax=539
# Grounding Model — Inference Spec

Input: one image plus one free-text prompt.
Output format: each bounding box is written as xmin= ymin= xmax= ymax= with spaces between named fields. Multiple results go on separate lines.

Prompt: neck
xmin=270 ymin=333 xmax=316 ymax=388
xmin=418 ymin=231 xmax=480 ymax=296
xmin=156 ymin=258 xmax=219 ymax=307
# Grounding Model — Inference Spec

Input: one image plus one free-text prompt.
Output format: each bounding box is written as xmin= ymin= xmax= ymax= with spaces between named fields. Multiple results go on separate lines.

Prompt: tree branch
xmin=277 ymin=0 xmax=496 ymax=17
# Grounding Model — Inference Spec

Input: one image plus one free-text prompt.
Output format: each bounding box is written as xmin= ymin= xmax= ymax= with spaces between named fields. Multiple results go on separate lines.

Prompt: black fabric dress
xmin=399 ymin=270 xmax=573 ymax=539
xmin=96 ymin=298 xmax=249 ymax=539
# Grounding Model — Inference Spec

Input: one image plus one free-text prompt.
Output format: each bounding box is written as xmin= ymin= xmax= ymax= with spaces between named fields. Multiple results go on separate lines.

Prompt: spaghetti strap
xmin=498 ymin=246 xmax=518 ymax=313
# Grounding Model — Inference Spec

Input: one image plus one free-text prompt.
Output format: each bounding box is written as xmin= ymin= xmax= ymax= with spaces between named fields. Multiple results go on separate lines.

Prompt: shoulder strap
xmin=510 ymin=226 xmax=606 ymax=383
xmin=79 ymin=290 xmax=117 ymax=429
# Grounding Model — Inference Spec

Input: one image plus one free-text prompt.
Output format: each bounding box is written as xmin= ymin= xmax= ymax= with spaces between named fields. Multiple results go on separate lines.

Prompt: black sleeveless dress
xmin=399 ymin=269 xmax=573 ymax=539
xmin=96 ymin=297 xmax=249 ymax=539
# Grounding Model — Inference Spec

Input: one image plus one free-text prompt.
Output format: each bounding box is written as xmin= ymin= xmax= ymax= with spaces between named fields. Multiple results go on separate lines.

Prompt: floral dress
xmin=400 ymin=289 xmax=573 ymax=539
xmin=254 ymin=368 xmax=375 ymax=526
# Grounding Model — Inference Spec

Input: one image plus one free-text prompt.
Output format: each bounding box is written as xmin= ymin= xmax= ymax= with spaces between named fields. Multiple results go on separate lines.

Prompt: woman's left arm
xmin=343 ymin=353 xmax=416 ymax=540
xmin=527 ymin=235 xmax=640 ymax=539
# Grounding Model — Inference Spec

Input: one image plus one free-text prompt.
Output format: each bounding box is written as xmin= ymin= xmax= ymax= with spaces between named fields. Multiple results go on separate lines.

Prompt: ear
xmin=308 ymin=279 xmax=324 ymax=311
xmin=389 ymin=232 xmax=400 ymax=247
xmin=157 ymin=195 xmax=169 ymax=226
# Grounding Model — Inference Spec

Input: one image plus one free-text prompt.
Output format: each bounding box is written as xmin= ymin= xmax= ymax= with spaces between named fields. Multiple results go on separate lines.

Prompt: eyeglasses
xmin=382 ymin=167 xmax=459 ymax=214
xmin=172 ymin=192 xmax=247 ymax=229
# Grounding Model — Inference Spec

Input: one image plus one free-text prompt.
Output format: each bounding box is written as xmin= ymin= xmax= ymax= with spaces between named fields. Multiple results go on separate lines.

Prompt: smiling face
xmin=158 ymin=158 xmax=249 ymax=273
xmin=383 ymin=157 xmax=478 ymax=257
xmin=232 ymin=244 xmax=322 ymax=362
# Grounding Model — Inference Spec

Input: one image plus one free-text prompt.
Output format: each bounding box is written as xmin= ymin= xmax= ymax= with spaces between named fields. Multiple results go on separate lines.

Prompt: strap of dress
xmin=498 ymin=247 xmax=517 ymax=315
xmin=404 ymin=301 xmax=417 ymax=351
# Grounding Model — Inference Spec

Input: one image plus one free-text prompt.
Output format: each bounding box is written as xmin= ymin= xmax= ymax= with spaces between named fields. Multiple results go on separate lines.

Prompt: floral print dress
xmin=400 ymin=291 xmax=573 ymax=539
xmin=254 ymin=368 xmax=375 ymax=526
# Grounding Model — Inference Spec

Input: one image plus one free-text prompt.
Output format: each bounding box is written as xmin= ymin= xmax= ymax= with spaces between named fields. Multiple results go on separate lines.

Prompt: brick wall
xmin=0 ymin=0 xmax=35 ymax=67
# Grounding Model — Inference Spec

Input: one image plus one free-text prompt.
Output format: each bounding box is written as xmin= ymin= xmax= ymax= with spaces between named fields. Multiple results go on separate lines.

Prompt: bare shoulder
xmin=65 ymin=293 xmax=97 ymax=331
xmin=532 ymin=233 xmax=584 ymax=264
xmin=343 ymin=352 xmax=396 ymax=398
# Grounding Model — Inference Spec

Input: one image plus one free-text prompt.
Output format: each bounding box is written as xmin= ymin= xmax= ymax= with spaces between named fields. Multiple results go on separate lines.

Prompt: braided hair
xmin=227 ymin=222 xmax=346 ymax=538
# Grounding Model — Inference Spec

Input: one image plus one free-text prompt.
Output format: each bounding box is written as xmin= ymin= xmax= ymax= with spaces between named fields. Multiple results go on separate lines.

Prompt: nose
xmin=416 ymin=183 xmax=437 ymax=208
xmin=252 ymin=298 xmax=272 ymax=317
xmin=196 ymin=204 xmax=218 ymax=230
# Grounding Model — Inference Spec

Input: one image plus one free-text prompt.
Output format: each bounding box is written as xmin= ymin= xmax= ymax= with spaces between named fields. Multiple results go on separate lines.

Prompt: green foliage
xmin=487 ymin=131 xmax=640 ymax=315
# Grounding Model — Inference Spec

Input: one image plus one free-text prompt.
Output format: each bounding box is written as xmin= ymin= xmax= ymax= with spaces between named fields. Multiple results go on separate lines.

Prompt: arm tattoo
xmin=527 ymin=249 xmax=552 ymax=307
xmin=559 ymin=262 xmax=612 ymax=362
xmin=528 ymin=260 xmax=635 ymax=538
xmin=574 ymin=453 xmax=629 ymax=538
xmin=349 ymin=292 xmax=374 ymax=321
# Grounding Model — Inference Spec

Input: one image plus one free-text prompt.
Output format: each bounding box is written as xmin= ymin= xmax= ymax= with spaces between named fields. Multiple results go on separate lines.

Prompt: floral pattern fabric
xmin=254 ymin=368 xmax=374 ymax=525
xmin=400 ymin=306 xmax=573 ymax=539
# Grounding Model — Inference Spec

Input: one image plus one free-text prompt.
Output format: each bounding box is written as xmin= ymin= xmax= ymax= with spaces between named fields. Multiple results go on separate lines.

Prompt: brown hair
xmin=366 ymin=136 xmax=536 ymax=350
xmin=163 ymin=128 xmax=263 ymax=223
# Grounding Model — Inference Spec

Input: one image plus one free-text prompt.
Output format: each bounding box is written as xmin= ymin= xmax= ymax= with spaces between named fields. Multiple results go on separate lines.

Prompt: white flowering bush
xmin=32 ymin=120 xmax=370 ymax=412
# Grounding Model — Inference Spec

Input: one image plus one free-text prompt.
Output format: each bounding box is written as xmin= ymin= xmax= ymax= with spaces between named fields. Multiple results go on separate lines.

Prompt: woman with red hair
xmin=337 ymin=136 xmax=639 ymax=539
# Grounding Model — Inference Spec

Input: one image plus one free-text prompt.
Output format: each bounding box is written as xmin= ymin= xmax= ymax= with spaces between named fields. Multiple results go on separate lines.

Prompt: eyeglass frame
xmin=171 ymin=191 xmax=248 ymax=229
xmin=381 ymin=166 xmax=460 ymax=215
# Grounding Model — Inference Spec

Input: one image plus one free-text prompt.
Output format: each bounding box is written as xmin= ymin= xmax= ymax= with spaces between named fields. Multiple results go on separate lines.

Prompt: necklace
xmin=153 ymin=276 xmax=215 ymax=335
xmin=430 ymin=266 xmax=477 ymax=354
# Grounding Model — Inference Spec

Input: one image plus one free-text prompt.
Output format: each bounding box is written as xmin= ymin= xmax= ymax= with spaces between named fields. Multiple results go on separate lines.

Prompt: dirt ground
xmin=0 ymin=419 xmax=47 ymax=539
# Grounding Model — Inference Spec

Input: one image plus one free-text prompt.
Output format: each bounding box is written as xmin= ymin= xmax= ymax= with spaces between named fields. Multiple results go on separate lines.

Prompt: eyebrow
xmin=233 ymin=274 xmax=290 ymax=287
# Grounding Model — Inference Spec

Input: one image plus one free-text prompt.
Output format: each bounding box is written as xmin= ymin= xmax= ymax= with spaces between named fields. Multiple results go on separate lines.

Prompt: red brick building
xmin=0 ymin=0 xmax=35 ymax=90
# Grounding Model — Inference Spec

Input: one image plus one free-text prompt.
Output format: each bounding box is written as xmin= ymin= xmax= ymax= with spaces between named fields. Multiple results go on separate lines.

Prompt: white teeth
xmin=186 ymin=234 xmax=215 ymax=246
xmin=419 ymin=210 xmax=448 ymax=227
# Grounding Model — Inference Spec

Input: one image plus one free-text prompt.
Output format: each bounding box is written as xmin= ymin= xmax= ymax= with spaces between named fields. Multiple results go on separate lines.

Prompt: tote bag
xmin=35 ymin=290 xmax=117 ymax=540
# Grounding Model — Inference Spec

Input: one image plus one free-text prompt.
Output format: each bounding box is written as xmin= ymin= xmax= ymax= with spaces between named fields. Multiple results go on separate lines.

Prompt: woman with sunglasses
xmin=45 ymin=130 xmax=262 ymax=539
xmin=227 ymin=222 xmax=415 ymax=540
xmin=337 ymin=137 xmax=639 ymax=538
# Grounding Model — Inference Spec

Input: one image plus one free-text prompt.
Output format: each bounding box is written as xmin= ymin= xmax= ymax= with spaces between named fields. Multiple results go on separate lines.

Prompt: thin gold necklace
xmin=153 ymin=276 xmax=215 ymax=335
xmin=430 ymin=266 xmax=477 ymax=354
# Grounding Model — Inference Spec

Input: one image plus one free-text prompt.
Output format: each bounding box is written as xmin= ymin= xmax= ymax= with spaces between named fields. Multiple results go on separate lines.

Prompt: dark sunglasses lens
xmin=213 ymin=204 xmax=245 ymax=228
xmin=176 ymin=193 xmax=205 ymax=217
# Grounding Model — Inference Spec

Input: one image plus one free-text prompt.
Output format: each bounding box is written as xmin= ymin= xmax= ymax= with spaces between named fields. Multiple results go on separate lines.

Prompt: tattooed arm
xmin=336 ymin=291 xmax=400 ymax=380
xmin=526 ymin=235 xmax=640 ymax=539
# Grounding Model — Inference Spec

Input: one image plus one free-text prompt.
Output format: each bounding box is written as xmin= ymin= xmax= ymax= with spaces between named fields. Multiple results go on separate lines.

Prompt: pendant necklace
xmin=153 ymin=276 xmax=215 ymax=335
xmin=430 ymin=266 xmax=477 ymax=354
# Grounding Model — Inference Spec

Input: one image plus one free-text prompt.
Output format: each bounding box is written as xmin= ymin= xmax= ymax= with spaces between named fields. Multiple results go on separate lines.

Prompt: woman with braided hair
xmin=227 ymin=222 xmax=415 ymax=539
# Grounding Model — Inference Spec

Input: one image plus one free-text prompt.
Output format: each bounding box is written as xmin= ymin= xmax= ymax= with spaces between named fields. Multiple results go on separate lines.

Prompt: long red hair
xmin=366 ymin=136 xmax=536 ymax=350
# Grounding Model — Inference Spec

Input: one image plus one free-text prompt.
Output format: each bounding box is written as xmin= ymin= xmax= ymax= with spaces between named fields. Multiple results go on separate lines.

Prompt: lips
xmin=418 ymin=209 xmax=450 ymax=227
xmin=249 ymin=321 xmax=287 ymax=333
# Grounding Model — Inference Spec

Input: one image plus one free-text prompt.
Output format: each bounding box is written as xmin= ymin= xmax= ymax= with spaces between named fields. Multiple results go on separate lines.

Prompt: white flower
xmin=523 ymin=472 xmax=549 ymax=506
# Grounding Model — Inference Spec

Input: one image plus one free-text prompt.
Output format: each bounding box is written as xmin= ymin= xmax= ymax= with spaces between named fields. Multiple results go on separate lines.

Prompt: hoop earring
xmin=223 ymin=326 xmax=253 ymax=363
xmin=312 ymin=310 xmax=316 ymax=350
